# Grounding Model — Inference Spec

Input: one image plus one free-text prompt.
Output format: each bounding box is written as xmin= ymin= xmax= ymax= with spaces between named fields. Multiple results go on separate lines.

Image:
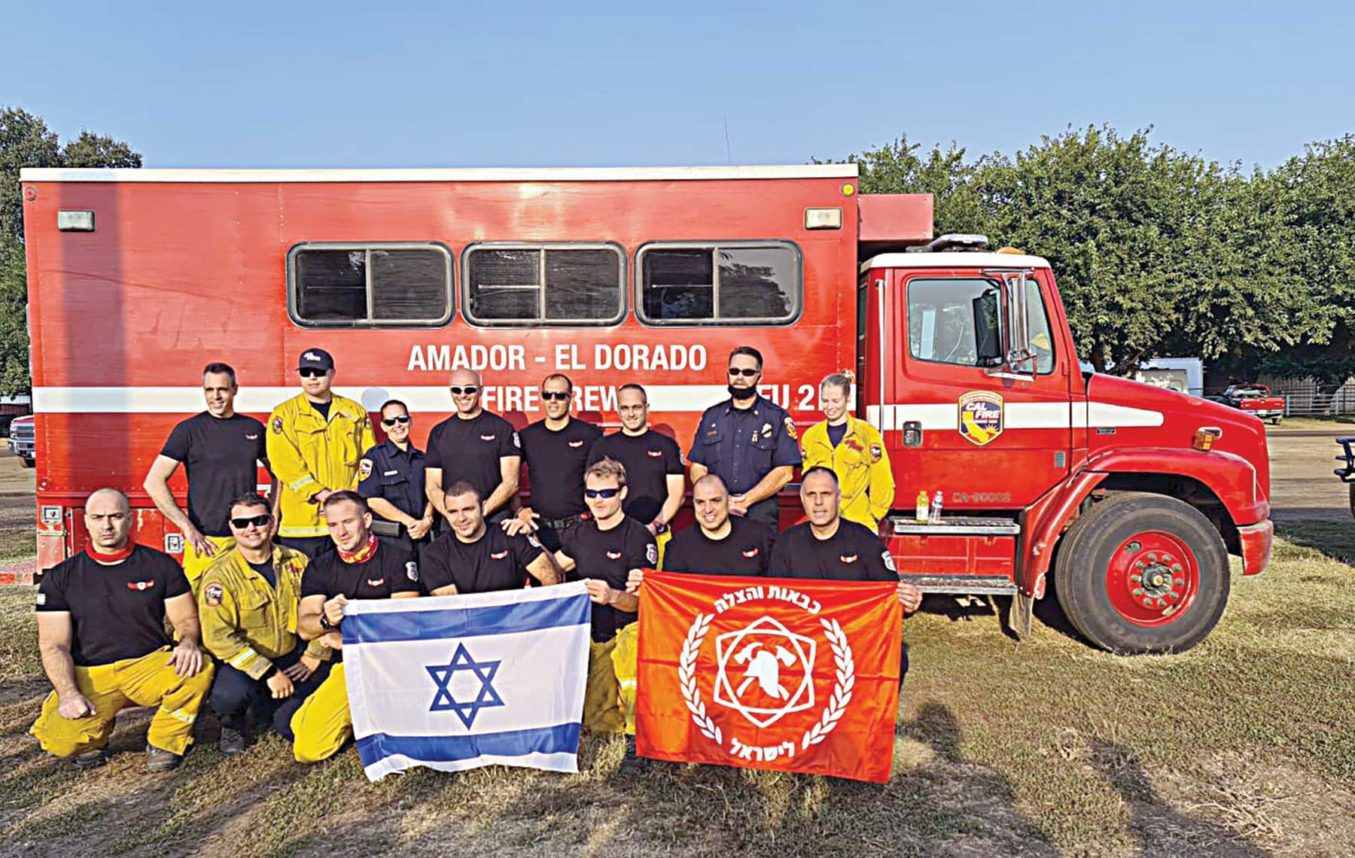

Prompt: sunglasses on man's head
xmin=728 ymin=368 xmax=760 ymax=378
xmin=584 ymin=487 xmax=622 ymax=499
xmin=450 ymin=386 xmax=479 ymax=395
xmin=382 ymin=415 xmax=411 ymax=426
xmin=229 ymin=514 xmax=272 ymax=529
xmin=541 ymin=391 xmax=571 ymax=402
xmin=299 ymin=368 xmax=328 ymax=378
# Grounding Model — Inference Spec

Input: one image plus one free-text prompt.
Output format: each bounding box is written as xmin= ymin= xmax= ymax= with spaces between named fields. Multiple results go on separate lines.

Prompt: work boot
xmin=72 ymin=749 xmax=108 ymax=770
xmin=145 ymin=744 xmax=183 ymax=772
xmin=219 ymin=725 xmax=247 ymax=756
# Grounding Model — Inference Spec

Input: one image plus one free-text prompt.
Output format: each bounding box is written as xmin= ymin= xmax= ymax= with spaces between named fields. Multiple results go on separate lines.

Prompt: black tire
xmin=1054 ymin=492 xmax=1229 ymax=654
xmin=21 ymin=457 xmax=34 ymax=468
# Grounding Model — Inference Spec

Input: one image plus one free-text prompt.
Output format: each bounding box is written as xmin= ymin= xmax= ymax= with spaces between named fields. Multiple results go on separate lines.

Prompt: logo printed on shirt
xmin=741 ymin=547 xmax=760 ymax=558
xmin=480 ymin=434 xmax=496 ymax=442
xmin=127 ymin=580 xmax=156 ymax=591
xmin=567 ymin=440 xmax=585 ymax=448
xmin=606 ymin=550 xmax=623 ymax=560
xmin=647 ymin=449 xmax=663 ymax=458
xmin=838 ymin=554 xmax=858 ymax=565
xmin=367 ymin=578 xmax=386 ymax=587
xmin=245 ymin=433 xmax=259 ymax=441
xmin=490 ymin=550 xmax=509 ymax=560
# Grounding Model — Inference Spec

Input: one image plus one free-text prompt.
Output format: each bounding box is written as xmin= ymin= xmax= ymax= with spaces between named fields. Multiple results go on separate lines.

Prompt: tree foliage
xmin=0 ymin=107 xmax=141 ymax=395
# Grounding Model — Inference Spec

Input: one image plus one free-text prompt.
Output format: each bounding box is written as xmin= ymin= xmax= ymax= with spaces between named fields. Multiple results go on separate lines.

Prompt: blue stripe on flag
xmin=356 ymin=723 xmax=581 ymax=768
xmin=343 ymin=593 xmax=590 ymax=644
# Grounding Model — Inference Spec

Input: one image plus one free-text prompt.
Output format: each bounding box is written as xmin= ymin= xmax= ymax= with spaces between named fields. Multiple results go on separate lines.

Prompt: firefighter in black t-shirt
xmin=30 ymin=488 xmax=213 ymax=772
xmin=290 ymin=492 xmax=421 ymax=763
xmin=769 ymin=468 xmax=923 ymax=612
xmin=515 ymin=374 xmax=602 ymax=552
xmin=586 ymin=384 xmax=684 ymax=538
xmin=425 ymin=369 xmax=522 ymax=525
xmin=143 ymin=362 xmax=276 ymax=591
xmin=625 ymin=474 xmax=773 ymax=596
xmin=423 ymin=481 xmax=560 ymax=595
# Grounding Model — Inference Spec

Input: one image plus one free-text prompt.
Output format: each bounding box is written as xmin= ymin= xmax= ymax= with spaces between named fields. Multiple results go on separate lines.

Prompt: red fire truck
xmin=18 ymin=164 xmax=1272 ymax=653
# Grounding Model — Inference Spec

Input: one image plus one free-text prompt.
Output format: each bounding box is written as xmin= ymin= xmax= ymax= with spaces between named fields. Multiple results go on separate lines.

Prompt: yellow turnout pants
xmin=182 ymin=535 xmax=236 ymax=593
xmin=582 ymin=623 xmax=640 ymax=735
xmin=290 ymin=661 xmax=351 ymax=763
xmin=30 ymin=647 xmax=214 ymax=758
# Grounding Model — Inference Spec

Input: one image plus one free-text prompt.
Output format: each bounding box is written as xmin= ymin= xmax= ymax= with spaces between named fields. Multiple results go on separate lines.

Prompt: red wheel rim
xmin=1105 ymin=531 xmax=1200 ymax=627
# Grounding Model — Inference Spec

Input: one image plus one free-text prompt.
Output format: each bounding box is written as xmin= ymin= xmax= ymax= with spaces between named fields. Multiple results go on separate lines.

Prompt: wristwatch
xmin=319 ymin=613 xmax=334 ymax=631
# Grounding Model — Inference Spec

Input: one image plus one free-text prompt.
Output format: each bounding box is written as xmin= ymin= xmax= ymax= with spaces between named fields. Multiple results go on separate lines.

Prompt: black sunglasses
xmin=450 ymin=386 xmax=480 ymax=395
xmin=541 ymin=391 xmax=571 ymax=401
xmin=299 ymin=368 xmax=329 ymax=378
xmin=229 ymin=513 xmax=272 ymax=529
xmin=585 ymin=487 xmax=622 ymax=499
xmin=728 ymin=368 xmax=760 ymax=378
xmin=382 ymin=415 xmax=411 ymax=426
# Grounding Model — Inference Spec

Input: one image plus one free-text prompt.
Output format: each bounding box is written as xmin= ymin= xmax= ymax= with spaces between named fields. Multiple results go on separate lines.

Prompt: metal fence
xmin=1278 ymin=390 xmax=1355 ymax=417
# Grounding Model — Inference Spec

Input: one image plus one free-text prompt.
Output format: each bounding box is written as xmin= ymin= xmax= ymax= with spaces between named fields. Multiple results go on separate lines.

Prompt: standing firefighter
xmin=267 ymin=349 xmax=375 ymax=558
xmin=800 ymin=372 xmax=895 ymax=532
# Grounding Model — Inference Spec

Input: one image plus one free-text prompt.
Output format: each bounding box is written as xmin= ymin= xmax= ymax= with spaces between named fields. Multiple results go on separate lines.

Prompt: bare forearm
xmin=368 ymin=497 xmax=416 ymax=526
xmin=298 ymin=610 xmax=325 ymax=640
xmin=483 ymin=479 xmax=518 ymax=516
xmin=144 ymin=475 xmax=192 ymax=532
xmin=610 ymin=591 xmax=639 ymax=613
xmin=658 ymin=485 xmax=684 ymax=527
xmin=743 ymin=466 xmax=793 ymax=505
xmin=171 ymin=615 xmax=202 ymax=646
xmin=39 ymin=644 xmax=80 ymax=698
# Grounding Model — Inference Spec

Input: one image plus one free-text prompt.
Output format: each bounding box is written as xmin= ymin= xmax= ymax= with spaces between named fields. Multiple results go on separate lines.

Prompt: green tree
xmin=837 ymin=135 xmax=986 ymax=235
xmin=0 ymin=107 xmax=141 ymax=396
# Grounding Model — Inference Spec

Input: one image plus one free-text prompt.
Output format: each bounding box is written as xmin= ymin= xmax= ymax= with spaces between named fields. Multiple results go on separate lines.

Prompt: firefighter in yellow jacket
xmin=198 ymin=493 xmax=332 ymax=754
xmin=800 ymin=373 xmax=895 ymax=532
xmin=267 ymin=349 xmax=375 ymax=557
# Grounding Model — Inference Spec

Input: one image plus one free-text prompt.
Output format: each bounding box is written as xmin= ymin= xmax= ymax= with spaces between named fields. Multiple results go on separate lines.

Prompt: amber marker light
xmin=842 ymin=183 xmax=856 ymax=196
xmin=1192 ymin=427 xmax=1223 ymax=451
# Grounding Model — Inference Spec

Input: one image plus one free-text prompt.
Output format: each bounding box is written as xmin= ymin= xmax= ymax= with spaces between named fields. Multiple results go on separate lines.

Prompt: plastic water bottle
xmin=915 ymin=490 xmax=929 ymax=523
xmin=929 ymin=490 xmax=944 ymax=525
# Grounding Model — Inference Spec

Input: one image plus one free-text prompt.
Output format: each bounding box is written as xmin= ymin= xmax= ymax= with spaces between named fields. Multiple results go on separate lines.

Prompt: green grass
xmin=0 ymin=528 xmax=34 ymax=563
xmin=1 ymin=523 xmax=1353 ymax=856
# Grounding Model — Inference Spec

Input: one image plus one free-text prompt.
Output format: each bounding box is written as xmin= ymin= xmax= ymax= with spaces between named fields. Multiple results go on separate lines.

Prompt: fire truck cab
xmin=18 ymin=163 xmax=1272 ymax=654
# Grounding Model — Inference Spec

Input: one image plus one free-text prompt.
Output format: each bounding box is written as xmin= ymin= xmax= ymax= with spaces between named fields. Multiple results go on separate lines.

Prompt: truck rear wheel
xmin=1054 ymin=492 xmax=1229 ymax=654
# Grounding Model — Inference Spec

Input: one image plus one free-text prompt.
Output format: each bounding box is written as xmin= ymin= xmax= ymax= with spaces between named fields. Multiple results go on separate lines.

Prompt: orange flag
xmin=636 ymin=571 xmax=902 ymax=783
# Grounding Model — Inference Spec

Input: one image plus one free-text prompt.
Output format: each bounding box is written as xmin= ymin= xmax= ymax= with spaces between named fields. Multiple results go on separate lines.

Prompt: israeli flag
xmin=342 ymin=581 xmax=591 ymax=781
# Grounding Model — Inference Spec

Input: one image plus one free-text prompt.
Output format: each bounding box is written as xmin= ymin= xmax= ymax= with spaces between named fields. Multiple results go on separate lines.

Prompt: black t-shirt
xmin=519 ymin=418 xmax=602 ymax=519
xmin=425 ymin=412 xmax=520 ymax=504
xmin=300 ymin=543 xmax=422 ymax=601
xmin=559 ymin=516 xmax=657 ymax=642
xmin=311 ymin=400 xmax=331 ymax=421
xmin=827 ymin=422 xmax=848 ymax=447
xmin=768 ymin=521 xmax=897 ymax=582
xmin=159 ymin=412 xmax=267 ymax=537
xmin=36 ymin=546 xmax=191 ymax=666
xmin=587 ymin=430 xmax=683 ymax=523
xmin=421 ymin=527 xmax=545 ymax=595
xmin=663 ymin=517 xmax=775 ymax=577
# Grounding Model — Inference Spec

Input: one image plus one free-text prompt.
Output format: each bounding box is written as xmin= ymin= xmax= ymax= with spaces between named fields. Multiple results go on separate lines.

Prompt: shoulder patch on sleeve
xmin=512 ymin=431 xmax=521 ymax=449
xmin=645 ymin=543 xmax=658 ymax=566
xmin=359 ymin=458 xmax=373 ymax=480
xmin=272 ymin=416 xmax=284 ymax=434
xmin=204 ymin=583 xmax=224 ymax=606
xmin=405 ymin=561 xmax=419 ymax=582
xmin=870 ymin=443 xmax=883 ymax=462
xmin=783 ymin=416 xmax=798 ymax=441
xmin=35 ymin=592 xmax=45 ymax=606
xmin=882 ymin=550 xmax=897 ymax=573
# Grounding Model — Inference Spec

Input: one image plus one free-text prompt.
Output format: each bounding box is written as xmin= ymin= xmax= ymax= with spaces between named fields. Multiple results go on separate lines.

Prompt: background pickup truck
xmin=6 ymin=415 xmax=34 ymax=467
xmin=1219 ymin=384 xmax=1286 ymax=424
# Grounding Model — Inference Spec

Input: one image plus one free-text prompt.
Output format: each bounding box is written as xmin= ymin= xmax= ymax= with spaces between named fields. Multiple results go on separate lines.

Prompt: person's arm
xmin=586 ymin=578 xmax=639 ymax=613
xmin=197 ymin=575 xmax=273 ymax=679
xmin=688 ymin=461 xmax=709 ymax=484
xmin=483 ymin=455 xmax=521 ymax=516
xmin=737 ymin=464 xmax=794 ymax=506
xmin=524 ymin=547 xmax=561 ymax=586
xmin=368 ymin=497 xmax=419 ymax=529
xmin=867 ymin=435 xmax=897 ymax=525
xmin=656 ymin=474 xmax=685 ymax=531
xmin=553 ymin=550 xmax=577 ymax=574
xmin=348 ymin=413 xmax=378 ymax=490
xmin=297 ymin=593 xmax=337 ymax=640
xmin=426 ymin=466 xmax=448 ymax=519
xmin=164 ymin=593 xmax=206 ymax=677
xmin=143 ymin=454 xmax=216 ymax=557
xmin=36 ymin=612 xmax=93 ymax=718
xmin=428 ymin=582 xmax=459 ymax=596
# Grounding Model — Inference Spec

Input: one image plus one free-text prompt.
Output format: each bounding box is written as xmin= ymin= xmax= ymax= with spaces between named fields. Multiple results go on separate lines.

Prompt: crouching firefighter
xmin=197 ymin=494 xmax=332 ymax=754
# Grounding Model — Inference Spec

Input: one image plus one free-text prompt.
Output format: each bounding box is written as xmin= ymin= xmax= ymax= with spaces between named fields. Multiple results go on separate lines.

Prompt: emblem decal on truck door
xmin=957 ymin=391 xmax=1003 ymax=446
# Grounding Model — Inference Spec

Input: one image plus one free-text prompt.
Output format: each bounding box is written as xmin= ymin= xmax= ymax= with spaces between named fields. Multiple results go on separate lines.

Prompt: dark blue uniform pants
xmin=209 ymin=644 xmax=332 ymax=740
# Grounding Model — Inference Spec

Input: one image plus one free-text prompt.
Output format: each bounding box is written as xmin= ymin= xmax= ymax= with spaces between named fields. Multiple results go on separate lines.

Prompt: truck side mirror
xmin=989 ymin=271 xmax=1036 ymax=379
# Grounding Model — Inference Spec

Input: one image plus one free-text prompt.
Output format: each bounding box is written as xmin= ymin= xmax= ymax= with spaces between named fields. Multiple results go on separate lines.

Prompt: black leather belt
xmin=540 ymin=514 xmax=584 ymax=531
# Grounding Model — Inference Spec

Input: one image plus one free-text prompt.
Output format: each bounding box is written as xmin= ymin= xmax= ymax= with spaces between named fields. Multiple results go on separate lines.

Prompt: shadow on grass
xmin=1272 ymin=519 xmax=1355 ymax=567
xmin=1089 ymin=739 xmax=1271 ymax=857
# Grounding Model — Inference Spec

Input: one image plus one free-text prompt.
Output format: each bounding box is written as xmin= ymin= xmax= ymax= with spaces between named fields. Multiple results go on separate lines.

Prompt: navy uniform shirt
xmin=687 ymin=395 xmax=802 ymax=495
xmin=358 ymin=440 xmax=427 ymax=521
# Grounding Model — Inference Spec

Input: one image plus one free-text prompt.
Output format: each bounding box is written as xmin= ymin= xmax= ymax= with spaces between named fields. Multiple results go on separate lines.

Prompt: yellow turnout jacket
xmin=267 ymin=393 xmax=374 ymax=538
xmin=800 ymin=416 xmax=895 ymax=531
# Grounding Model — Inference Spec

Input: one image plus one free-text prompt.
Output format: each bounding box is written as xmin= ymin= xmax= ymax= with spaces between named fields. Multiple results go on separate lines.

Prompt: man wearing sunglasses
xmin=586 ymin=384 xmax=684 ymax=538
xmin=267 ymin=349 xmax=375 ymax=559
xmin=688 ymin=346 xmax=802 ymax=529
xmin=515 ymin=374 xmax=602 ymax=552
xmin=358 ymin=399 xmax=436 ymax=556
xmin=196 ymin=495 xmax=331 ymax=755
xmin=421 ymin=481 xmax=561 ymax=595
xmin=143 ymin=362 xmax=276 ymax=592
xmin=291 ymin=491 xmax=421 ymax=763
xmin=425 ymin=369 xmax=522 ymax=527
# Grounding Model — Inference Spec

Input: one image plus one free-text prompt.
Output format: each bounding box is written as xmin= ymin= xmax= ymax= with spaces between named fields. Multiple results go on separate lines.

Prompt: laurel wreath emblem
xmin=678 ymin=612 xmax=856 ymax=752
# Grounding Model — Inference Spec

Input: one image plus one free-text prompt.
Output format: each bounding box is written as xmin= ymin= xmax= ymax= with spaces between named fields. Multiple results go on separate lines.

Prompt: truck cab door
xmin=882 ymin=268 xmax=1071 ymax=511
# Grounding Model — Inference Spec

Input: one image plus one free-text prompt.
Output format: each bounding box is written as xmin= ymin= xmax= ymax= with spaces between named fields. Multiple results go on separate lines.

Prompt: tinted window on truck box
xmin=462 ymin=244 xmax=624 ymax=326
xmin=288 ymin=243 xmax=452 ymax=327
xmin=638 ymin=242 xmax=801 ymax=326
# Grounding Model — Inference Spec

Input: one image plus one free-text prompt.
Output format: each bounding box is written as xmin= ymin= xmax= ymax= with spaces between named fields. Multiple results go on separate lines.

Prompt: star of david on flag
xmin=340 ymin=581 xmax=592 ymax=781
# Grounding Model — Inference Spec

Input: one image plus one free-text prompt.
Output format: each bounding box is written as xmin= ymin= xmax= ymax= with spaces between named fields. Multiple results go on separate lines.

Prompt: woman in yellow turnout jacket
xmin=266 ymin=353 xmax=375 ymax=544
xmin=800 ymin=373 xmax=895 ymax=532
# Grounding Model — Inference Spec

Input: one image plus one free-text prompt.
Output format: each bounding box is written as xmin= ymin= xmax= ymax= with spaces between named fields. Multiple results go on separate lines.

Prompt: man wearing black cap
xmin=267 ymin=349 xmax=375 ymax=558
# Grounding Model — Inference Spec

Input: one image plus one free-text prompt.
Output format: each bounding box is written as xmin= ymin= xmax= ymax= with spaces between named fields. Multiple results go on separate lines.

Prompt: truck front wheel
xmin=1054 ymin=492 xmax=1229 ymax=654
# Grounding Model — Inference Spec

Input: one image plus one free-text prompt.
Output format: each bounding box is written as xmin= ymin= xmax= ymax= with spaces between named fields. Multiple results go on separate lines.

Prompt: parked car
xmin=8 ymin=415 xmax=34 ymax=467
xmin=1220 ymin=385 xmax=1285 ymax=424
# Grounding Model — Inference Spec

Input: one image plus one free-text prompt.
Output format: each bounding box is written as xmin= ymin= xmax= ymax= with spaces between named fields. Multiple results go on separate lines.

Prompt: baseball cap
xmin=297 ymin=348 xmax=335 ymax=372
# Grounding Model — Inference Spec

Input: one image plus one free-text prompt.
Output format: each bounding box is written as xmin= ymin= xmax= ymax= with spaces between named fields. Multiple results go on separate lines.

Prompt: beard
xmin=728 ymin=383 xmax=757 ymax=401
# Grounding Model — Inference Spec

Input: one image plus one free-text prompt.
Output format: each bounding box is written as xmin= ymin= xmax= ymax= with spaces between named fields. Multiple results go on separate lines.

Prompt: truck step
xmin=890 ymin=515 xmax=1021 ymax=536
xmin=901 ymin=574 xmax=1018 ymax=595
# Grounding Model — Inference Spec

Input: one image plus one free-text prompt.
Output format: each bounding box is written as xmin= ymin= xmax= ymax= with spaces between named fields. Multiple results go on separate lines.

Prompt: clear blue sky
xmin=6 ymin=1 xmax=1352 ymax=170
